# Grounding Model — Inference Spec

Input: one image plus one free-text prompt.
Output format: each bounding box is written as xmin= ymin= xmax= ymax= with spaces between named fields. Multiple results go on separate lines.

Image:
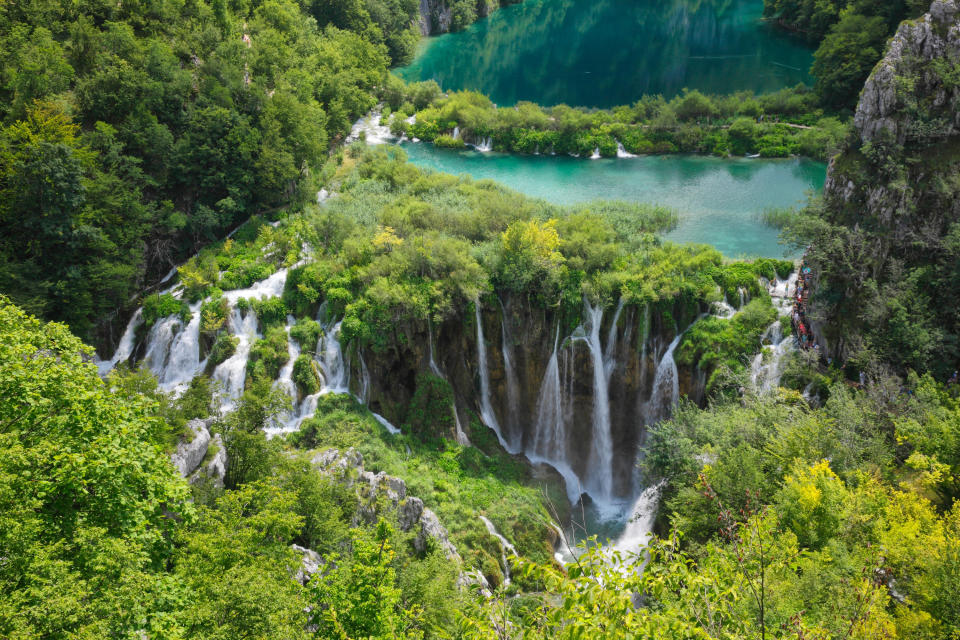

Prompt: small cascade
xmin=427 ymin=322 xmax=443 ymax=378
xmin=612 ymin=481 xmax=664 ymax=556
xmin=358 ymin=351 xmax=371 ymax=405
xmin=712 ymin=297 xmax=736 ymax=319
xmin=499 ymin=300 xmax=521 ymax=451
xmin=616 ymin=142 xmax=637 ymax=158
xmin=452 ymin=126 xmax=460 ymax=140
xmin=578 ymin=300 xmax=613 ymax=504
xmin=345 ymin=108 xmax=396 ymax=145
xmin=268 ymin=316 xmax=301 ymax=433
xmin=751 ymin=321 xmax=793 ymax=394
xmin=737 ymin=286 xmax=749 ymax=309
xmin=427 ymin=321 xmax=468 ymax=445
xmin=474 ymin=300 xmax=516 ymax=453
xmin=212 ymin=307 xmax=260 ymax=410
xmin=372 ymin=412 xmax=402 ymax=434
xmin=318 ymin=320 xmax=349 ymax=394
xmin=604 ymin=298 xmax=626 ymax=380
xmin=644 ymin=331 xmax=684 ymax=424
xmin=479 ymin=516 xmax=517 ymax=587
xmin=590 ymin=147 xmax=601 ymax=159
xmin=142 ymin=316 xmax=178 ymax=377
xmin=161 ymin=301 xmax=205 ymax=391
xmin=98 ymin=309 xmax=143 ymax=375
xmin=472 ymin=136 xmax=493 ymax=152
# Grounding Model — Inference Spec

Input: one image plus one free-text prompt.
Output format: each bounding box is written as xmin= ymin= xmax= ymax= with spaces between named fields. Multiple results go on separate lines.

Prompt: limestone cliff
xmin=812 ymin=0 xmax=960 ymax=369
xmin=418 ymin=0 xmax=518 ymax=36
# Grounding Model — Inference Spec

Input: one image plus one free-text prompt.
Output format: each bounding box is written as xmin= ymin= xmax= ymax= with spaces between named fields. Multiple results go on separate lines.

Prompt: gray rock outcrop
xmin=292 ymin=544 xmax=325 ymax=585
xmin=189 ymin=433 xmax=227 ymax=489
xmin=311 ymin=448 xmax=461 ymax=561
xmin=854 ymin=0 xmax=960 ymax=145
xmin=171 ymin=419 xmax=212 ymax=477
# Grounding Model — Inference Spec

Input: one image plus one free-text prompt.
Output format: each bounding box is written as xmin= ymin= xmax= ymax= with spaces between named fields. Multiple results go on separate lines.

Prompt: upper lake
xmin=396 ymin=0 xmax=815 ymax=108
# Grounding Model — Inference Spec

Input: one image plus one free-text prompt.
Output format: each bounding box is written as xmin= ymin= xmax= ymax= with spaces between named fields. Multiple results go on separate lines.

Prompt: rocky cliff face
xmin=358 ymin=296 xmax=702 ymax=502
xmin=854 ymin=0 xmax=960 ymax=145
xmin=418 ymin=0 xmax=514 ymax=35
xmin=814 ymin=0 xmax=960 ymax=366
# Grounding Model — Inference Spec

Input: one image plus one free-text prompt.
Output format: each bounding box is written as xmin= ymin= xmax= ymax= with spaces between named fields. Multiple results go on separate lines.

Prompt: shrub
xmin=206 ymin=332 xmax=239 ymax=370
xmin=142 ymin=293 xmax=191 ymax=328
xmin=247 ymin=325 xmax=290 ymax=382
xmin=292 ymin=354 xmax=320 ymax=396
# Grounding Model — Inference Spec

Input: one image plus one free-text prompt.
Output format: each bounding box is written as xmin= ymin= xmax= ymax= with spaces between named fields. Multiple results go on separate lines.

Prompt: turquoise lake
xmin=396 ymin=0 xmax=814 ymax=108
xmin=397 ymin=142 xmax=826 ymax=258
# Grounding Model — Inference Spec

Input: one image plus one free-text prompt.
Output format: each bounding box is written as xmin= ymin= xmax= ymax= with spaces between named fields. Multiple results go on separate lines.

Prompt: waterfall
xmin=267 ymin=316 xmax=301 ymax=434
xmin=590 ymin=147 xmax=601 ymax=159
xmin=474 ymin=300 xmax=516 ymax=453
xmin=616 ymin=142 xmax=637 ymax=158
xmin=737 ymin=286 xmax=749 ymax=308
xmin=452 ymin=126 xmax=460 ymax=140
xmin=604 ymin=298 xmax=626 ymax=380
xmin=427 ymin=321 xmax=468 ymax=445
xmin=645 ymin=331 xmax=684 ymax=424
xmin=142 ymin=316 xmax=178 ymax=378
xmin=427 ymin=322 xmax=443 ymax=378
xmin=611 ymin=481 xmax=664 ymax=556
xmin=372 ymin=412 xmax=401 ymax=434
xmin=479 ymin=516 xmax=517 ymax=587
xmin=345 ymin=107 xmax=396 ymax=145
xmin=712 ymin=296 xmax=736 ymax=319
xmin=472 ymin=136 xmax=492 ymax=152
xmin=579 ymin=300 xmax=613 ymax=504
xmin=530 ymin=326 xmax=583 ymax=504
xmin=212 ymin=306 xmax=260 ymax=410
xmin=358 ymin=351 xmax=370 ymax=405
xmin=499 ymin=299 xmax=521 ymax=451
xmin=98 ymin=309 xmax=143 ymax=375
xmin=751 ymin=321 xmax=792 ymax=394
xmin=319 ymin=320 xmax=349 ymax=394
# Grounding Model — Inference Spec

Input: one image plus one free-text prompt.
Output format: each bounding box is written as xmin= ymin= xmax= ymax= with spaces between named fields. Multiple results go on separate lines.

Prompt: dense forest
xmin=0 ymin=0 xmax=400 ymax=339
xmin=2 ymin=0 xmax=960 ymax=638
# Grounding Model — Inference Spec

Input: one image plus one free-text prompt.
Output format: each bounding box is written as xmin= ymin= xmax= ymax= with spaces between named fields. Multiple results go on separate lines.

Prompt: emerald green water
xmin=397 ymin=0 xmax=814 ymax=108
xmin=399 ymin=142 xmax=825 ymax=258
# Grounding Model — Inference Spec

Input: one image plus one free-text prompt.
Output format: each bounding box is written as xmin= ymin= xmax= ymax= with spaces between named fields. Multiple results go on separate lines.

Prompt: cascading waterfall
xmin=474 ymin=300 xmax=516 ymax=453
xmin=751 ymin=321 xmax=793 ymax=394
xmin=452 ymin=126 xmax=460 ymax=140
xmin=268 ymin=316 xmax=302 ymax=434
xmin=479 ymin=516 xmax=517 ymax=587
xmin=98 ymin=309 xmax=142 ymax=375
xmin=529 ymin=326 xmax=583 ymax=504
xmin=644 ymin=331 xmax=684 ymax=424
xmin=590 ymin=147 xmax=601 ymax=159
xmin=616 ymin=142 xmax=637 ymax=158
xmin=499 ymin=299 xmax=522 ymax=451
xmin=427 ymin=321 xmax=468 ymax=445
xmin=611 ymin=481 xmax=665 ymax=557
xmin=142 ymin=316 xmax=177 ymax=378
xmin=318 ymin=320 xmax=349 ymax=394
xmin=578 ymin=299 xmax=614 ymax=504
xmin=161 ymin=301 xmax=205 ymax=392
xmin=212 ymin=306 xmax=260 ymax=410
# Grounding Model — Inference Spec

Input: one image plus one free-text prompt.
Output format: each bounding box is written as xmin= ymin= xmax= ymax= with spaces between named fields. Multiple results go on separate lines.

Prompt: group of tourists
xmin=791 ymin=264 xmax=818 ymax=351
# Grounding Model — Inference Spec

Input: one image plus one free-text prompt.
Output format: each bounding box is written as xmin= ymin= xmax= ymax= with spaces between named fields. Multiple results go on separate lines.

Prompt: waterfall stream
xmin=579 ymin=300 xmax=614 ymax=504
xmin=499 ymin=299 xmax=522 ymax=451
xmin=475 ymin=300 xmax=516 ymax=453
xmin=479 ymin=516 xmax=517 ymax=587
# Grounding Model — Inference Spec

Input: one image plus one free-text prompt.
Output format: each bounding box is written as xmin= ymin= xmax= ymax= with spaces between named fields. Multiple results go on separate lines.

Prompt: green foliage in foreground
xmin=386 ymin=85 xmax=850 ymax=160
xmin=1 ymin=296 xmax=468 ymax=639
